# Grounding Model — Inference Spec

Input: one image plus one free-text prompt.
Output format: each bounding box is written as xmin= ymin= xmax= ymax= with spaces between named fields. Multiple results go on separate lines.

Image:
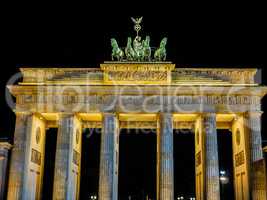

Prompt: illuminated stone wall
xmin=4 ymin=65 xmax=267 ymax=200
xmin=232 ymin=115 xmax=250 ymax=200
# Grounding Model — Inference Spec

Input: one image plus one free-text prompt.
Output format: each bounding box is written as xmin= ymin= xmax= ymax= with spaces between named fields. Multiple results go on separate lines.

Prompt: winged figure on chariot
xmin=111 ymin=17 xmax=167 ymax=62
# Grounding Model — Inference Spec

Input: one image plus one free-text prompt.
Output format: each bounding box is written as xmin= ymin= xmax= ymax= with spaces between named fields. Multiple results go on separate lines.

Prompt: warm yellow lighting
xmin=173 ymin=114 xmax=198 ymax=122
xmin=41 ymin=113 xmax=58 ymax=121
xmin=216 ymin=114 xmax=236 ymax=122
xmin=119 ymin=113 xmax=157 ymax=121
xmin=77 ymin=113 xmax=102 ymax=121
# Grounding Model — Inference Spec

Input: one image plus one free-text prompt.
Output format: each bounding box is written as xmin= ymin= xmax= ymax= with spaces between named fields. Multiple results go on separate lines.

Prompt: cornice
xmin=7 ymin=85 xmax=267 ymax=97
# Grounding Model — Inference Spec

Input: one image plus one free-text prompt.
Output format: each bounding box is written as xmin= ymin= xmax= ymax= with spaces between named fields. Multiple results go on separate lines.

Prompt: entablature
xmin=18 ymin=65 xmax=258 ymax=85
xmin=42 ymin=113 xmax=237 ymax=130
xmin=8 ymin=85 xmax=267 ymax=97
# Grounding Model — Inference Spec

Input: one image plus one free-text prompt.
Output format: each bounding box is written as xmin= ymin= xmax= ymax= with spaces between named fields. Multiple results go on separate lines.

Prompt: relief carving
xmin=107 ymin=71 xmax=167 ymax=81
xmin=235 ymin=151 xmax=245 ymax=167
xmin=31 ymin=148 xmax=41 ymax=165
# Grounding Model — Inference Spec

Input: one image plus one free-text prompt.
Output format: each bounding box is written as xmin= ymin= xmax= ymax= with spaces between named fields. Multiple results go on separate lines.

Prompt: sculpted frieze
xmin=17 ymin=95 xmax=261 ymax=106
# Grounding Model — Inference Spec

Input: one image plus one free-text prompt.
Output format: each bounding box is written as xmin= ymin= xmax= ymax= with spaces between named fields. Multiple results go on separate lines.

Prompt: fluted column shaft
xmin=203 ymin=113 xmax=220 ymax=200
xmin=53 ymin=114 xmax=76 ymax=200
xmin=7 ymin=112 xmax=32 ymax=200
xmin=0 ymin=142 xmax=12 ymax=199
xmin=246 ymin=112 xmax=266 ymax=200
xmin=246 ymin=112 xmax=263 ymax=162
xmin=98 ymin=113 xmax=119 ymax=200
xmin=157 ymin=113 xmax=174 ymax=200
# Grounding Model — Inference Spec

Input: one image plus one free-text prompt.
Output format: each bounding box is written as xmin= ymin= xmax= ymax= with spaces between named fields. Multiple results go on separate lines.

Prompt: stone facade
xmin=3 ymin=63 xmax=267 ymax=200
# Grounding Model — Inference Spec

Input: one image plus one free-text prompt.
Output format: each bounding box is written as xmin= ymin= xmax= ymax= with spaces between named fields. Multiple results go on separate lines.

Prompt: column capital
xmin=201 ymin=112 xmax=216 ymax=118
xmin=33 ymin=112 xmax=46 ymax=121
xmin=157 ymin=112 xmax=173 ymax=119
xmin=102 ymin=113 xmax=119 ymax=123
xmin=0 ymin=142 xmax=12 ymax=151
xmin=57 ymin=112 xmax=74 ymax=119
xmin=244 ymin=111 xmax=263 ymax=118
xmin=201 ymin=113 xmax=217 ymax=126
xmin=102 ymin=112 xmax=118 ymax=116
xmin=158 ymin=112 xmax=173 ymax=115
xmin=14 ymin=111 xmax=33 ymax=117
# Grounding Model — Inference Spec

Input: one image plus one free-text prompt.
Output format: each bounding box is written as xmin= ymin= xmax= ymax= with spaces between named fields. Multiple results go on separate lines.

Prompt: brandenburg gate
xmin=4 ymin=63 xmax=267 ymax=200
xmin=3 ymin=18 xmax=267 ymax=200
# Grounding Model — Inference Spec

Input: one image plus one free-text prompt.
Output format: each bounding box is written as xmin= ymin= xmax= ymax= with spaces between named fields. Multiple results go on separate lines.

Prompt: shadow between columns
xmin=118 ymin=129 xmax=157 ymax=200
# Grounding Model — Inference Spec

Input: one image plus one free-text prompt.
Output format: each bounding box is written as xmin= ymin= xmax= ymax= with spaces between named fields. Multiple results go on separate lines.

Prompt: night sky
xmin=2 ymin=3 xmax=267 ymax=199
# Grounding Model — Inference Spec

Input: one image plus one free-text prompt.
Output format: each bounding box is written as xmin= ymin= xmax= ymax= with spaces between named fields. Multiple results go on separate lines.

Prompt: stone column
xmin=246 ymin=112 xmax=263 ymax=162
xmin=53 ymin=113 xmax=78 ymax=200
xmin=157 ymin=113 xmax=174 ymax=200
xmin=245 ymin=112 xmax=267 ymax=200
xmin=98 ymin=113 xmax=119 ymax=200
xmin=7 ymin=112 xmax=33 ymax=200
xmin=194 ymin=116 xmax=205 ymax=200
xmin=203 ymin=113 xmax=220 ymax=200
xmin=0 ymin=142 xmax=12 ymax=199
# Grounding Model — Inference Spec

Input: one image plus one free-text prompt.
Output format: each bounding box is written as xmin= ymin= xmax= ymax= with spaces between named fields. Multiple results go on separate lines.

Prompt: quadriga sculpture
xmin=133 ymin=36 xmax=144 ymax=61
xmin=154 ymin=37 xmax=167 ymax=61
xmin=110 ymin=36 xmax=168 ymax=62
xmin=125 ymin=37 xmax=136 ymax=61
xmin=143 ymin=36 xmax=151 ymax=61
xmin=111 ymin=38 xmax=124 ymax=61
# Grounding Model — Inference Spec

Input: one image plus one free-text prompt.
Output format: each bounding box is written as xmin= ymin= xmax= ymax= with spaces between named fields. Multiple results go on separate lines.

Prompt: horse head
xmin=146 ymin=36 xmax=150 ymax=43
xmin=111 ymin=38 xmax=118 ymax=48
xmin=127 ymin=37 xmax=132 ymax=47
xmin=160 ymin=37 xmax=167 ymax=48
xmin=144 ymin=36 xmax=150 ymax=47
